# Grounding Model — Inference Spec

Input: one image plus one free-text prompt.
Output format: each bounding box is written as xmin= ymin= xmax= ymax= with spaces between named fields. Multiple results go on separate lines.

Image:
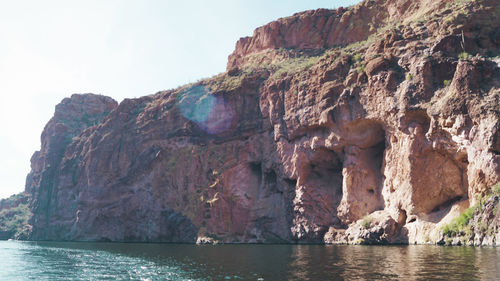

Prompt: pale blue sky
xmin=0 ymin=0 xmax=361 ymax=199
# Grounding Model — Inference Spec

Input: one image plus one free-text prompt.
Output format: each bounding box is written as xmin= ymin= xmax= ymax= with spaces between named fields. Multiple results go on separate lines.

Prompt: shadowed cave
xmin=337 ymin=121 xmax=387 ymax=224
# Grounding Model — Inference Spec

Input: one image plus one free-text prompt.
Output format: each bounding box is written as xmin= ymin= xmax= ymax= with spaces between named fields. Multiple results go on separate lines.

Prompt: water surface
xmin=1 ymin=241 xmax=499 ymax=280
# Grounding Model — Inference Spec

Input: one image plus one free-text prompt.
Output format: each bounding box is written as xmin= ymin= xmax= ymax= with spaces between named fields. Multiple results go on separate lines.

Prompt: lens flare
xmin=178 ymin=85 xmax=235 ymax=135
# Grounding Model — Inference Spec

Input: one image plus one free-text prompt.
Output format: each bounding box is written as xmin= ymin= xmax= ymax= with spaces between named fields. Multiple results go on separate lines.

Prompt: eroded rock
xmin=25 ymin=0 xmax=500 ymax=244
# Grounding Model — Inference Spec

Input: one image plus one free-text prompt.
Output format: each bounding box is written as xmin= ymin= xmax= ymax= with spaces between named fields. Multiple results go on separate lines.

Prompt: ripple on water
xmin=0 ymin=241 xmax=499 ymax=281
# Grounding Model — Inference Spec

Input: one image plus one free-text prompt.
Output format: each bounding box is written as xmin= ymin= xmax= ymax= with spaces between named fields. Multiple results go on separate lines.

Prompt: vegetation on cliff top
xmin=207 ymin=0 xmax=487 ymax=95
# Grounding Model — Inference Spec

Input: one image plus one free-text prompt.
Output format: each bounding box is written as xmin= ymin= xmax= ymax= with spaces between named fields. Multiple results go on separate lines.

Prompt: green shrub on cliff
xmin=361 ymin=215 xmax=372 ymax=229
xmin=269 ymin=55 xmax=320 ymax=80
xmin=441 ymin=182 xmax=500 ymax=238
xmin=458 ymin=52 xmax=471 ymax=60
xmin=442 ymin=205 xmax=475 ymax=237
xmin=492 ymin=182 xmax=500 ymax=196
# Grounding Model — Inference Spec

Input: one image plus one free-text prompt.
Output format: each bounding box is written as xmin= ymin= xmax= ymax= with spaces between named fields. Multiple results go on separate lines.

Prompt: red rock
xmin=365 ymin=57 xmax=392 ymax=77
xmin=25 ymin=0 xmax=500 ymax=245
xmin=227 ymin=0 xmax=456 ymax=69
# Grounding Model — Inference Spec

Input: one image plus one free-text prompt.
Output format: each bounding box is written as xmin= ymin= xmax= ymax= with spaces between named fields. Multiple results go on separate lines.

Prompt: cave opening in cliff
xmin=336 ymin=120 xmax=387 ymax=224
xmin=284 ymin=178 xmax=297 ymax=187
xmin=264 ymin=170 xmax=280 ymax=194
xmin=250 ymin=162 xmax=263 ymax=188
xmin=410 ymin=150 xmax=469 ymax=218
xmin=364 ymin=125 xmax=386 ymax=211
xmin=362 ymin=129 xmax=386 ymax=207
xmin=400 ymin=110 xmax=431 ymax=135
xmin=249 ymin=162 xmax=283 ymax=196
xmin=306 ymin=148 xmax=345 ymax=228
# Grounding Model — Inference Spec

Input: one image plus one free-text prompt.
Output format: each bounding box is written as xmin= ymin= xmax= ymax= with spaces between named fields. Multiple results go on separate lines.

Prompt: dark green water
xmin=1 ymin=241 xmax=499 ymax=280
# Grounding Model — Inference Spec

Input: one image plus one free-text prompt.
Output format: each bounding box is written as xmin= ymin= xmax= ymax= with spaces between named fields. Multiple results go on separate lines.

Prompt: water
xmin=1 ymin=241 xmax=499 ymax=281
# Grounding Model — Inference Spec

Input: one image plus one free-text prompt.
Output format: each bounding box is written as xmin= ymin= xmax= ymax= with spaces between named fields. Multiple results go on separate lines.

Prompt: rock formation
xmin=26 ymin=0 xmax=500 ymax=245
xmin=0 ymin=193 xmax=31 ymax=240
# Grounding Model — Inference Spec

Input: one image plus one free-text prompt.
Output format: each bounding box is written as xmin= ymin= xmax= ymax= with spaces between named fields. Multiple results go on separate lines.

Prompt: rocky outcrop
xmin=0 ymin=193 xmax=32 ymax=240
xmin=26 ymin=94 xmax=117 ymax=239
xmin=26 ymin=0 xmax=500 ymax=244
xmin=227 ymin=0 xmax=456 ymax=69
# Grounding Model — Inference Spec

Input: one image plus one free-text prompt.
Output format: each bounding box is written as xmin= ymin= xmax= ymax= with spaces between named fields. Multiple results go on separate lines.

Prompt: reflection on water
xmin=286 ymin=245 xmax=495 ymax=281
xmin=0 ymin=241 xmax=499 ymax=280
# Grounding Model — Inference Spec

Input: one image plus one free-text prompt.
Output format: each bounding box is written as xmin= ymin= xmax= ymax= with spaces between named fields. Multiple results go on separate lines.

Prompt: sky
xmin=0 ymin=0 xmax=361 ymax=199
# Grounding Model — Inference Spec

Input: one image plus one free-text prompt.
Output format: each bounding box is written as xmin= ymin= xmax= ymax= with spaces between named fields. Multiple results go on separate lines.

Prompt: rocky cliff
xmin=26 ymin=0 xmax=500 ymax=245
xmin=0 ymin=193 xmax=31 ymax=240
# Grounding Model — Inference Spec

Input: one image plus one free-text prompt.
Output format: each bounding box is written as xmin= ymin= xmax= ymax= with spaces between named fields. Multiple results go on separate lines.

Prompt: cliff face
xmin=26 ymin=94 xmax=118 ymax=239
xmin=227 ymin=0 xmax=455 ymax=69
xmin=27 ymin=0 xmax=500 ymax=244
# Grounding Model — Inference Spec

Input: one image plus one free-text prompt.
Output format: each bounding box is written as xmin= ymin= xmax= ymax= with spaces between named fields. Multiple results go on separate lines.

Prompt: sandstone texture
xmin=26 ymin=0 xmax=500 ymax=244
